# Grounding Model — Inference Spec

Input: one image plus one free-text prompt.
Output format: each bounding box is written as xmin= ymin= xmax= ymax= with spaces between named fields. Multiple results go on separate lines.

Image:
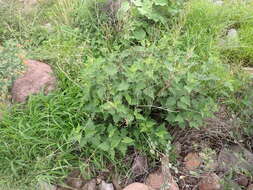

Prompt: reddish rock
xmin=11 ymin=60 xmax=56 ymax=103
xmin=123 ymin=183 xmax=150 ymax=190
xmin=235 ymin=174 xmax=249 ymax=187
xmin=248 ymin=184 xmax=253 ymax=190
xmin=184 ymin=152 xmax=201 ymax=171
xmin=199 ymin=173 xmax=221 ymax=190
xmin=145 ymin=170 xmax=179 ymax=190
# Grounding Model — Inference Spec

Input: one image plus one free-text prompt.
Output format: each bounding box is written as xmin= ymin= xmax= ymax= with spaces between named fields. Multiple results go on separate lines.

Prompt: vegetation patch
xmin=0 ymin=0 xmax=252 ymax=189
xmin=0 ymin=40 xmax=25 ymax=104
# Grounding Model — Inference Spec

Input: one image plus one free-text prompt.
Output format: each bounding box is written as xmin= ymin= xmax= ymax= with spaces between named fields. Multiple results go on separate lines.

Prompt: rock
xmin=11 ymin=60 xmax=56 ymax=103
xmin=99 ymin=181 xmax=114 ymax=190
xmin=123 ymin=183 xmax=150 ymax=190
xmin=82 ymin=179 xmax=97 ymax=190
xmin=64 ymin=169 xmax=84 ymax=189
xmin=184 ymin=152 xmax=201 ymax=171
xmin=234 ymin=174 xmax=249 ymax=187
xmin=243 ymin=67 xmax=253 ymax=75
xmin=131 ymin=155 xmax=148 ymax=176
xmin=145 ymin=170 xmax=179 ymax=190
xmin=247 ymin=184 xmax=253 ymax=190
xmin=226 ymin=28 xmax=239 ymax=46
xmin=199 ymin=173 xmax=221 ymax=190
xmin=145 ymin=171 xmax=164 ymax=190
xmin=227 ymin=29 xmax=238 ymax=39
xmin=218 ymin=145 xmax=253 ymax=173
xmin=66 ymin=177 xmax=83 ymax=189
xmin=43 ymin=23 xmax=53 ymax=33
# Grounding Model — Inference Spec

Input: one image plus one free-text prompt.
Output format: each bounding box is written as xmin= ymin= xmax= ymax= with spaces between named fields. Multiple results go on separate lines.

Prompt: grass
xmin=0 ymin=0 xmax=253 ymax=189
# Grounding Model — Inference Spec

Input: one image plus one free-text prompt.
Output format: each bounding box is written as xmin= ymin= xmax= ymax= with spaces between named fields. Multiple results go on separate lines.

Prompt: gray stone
xmin=99 ymin=181 xmax=114 ymax=190
xmin=218 ymin=145 xmax=253 ymax=173
xmin=131 ymin=155 xmax=148 ymax=176
xmin=123 ymin=183 xmax=150 ymax=190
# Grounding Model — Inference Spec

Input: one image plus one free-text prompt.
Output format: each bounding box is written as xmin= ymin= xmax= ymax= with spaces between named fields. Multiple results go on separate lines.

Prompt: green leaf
xmin=118 ymin=82 xmax=129 ymax=91
xmin=122 ymin=137 xmax=134 ymax=144
xmin=98 ymin=142 xmax=110 ymax=151
xmin=154 ymin=0 xmax=168 ymax=6
xmin=119 ymin=1 xmax=130 ymax=13
xmin=108 ymin=125 xmax=117 ymax=138
xmin=117 ymin=143 xmax=128 ymax=155
xmin=111 ymin=135 xmax=121 ymax=148
xmin=180 ymin=96 xmax=191 ymax=106
xmin=134 ymin=111 xmax=146 ymax=121
xmin=104 ymin=65 xmax=118 ymax=76
xmin=166 ymin=97 xmax=177 ymax=107
xmin=133 ymin=28 xmax=147 ymax=40
xmin=175 ymin=114 xmax=184 ymax=124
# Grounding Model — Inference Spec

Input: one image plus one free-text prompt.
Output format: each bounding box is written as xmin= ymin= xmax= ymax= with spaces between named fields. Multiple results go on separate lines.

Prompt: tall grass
xmin=0 ymin=0 xmax=252 ymax=189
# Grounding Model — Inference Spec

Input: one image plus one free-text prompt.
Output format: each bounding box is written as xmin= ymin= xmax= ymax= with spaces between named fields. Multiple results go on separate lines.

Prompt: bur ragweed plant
xmin=0 ymin=40 xmax=25 ymax=103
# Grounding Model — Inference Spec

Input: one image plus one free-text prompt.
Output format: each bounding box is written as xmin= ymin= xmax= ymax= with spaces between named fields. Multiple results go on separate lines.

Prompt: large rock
xmin=248 ymin=184 xmax=253 ymax=190
xmin=184 ymin=152 xmax=201 ymax=171
xmin=199 ymin=173 xmax=221 ymax=190
xmin=145 ymin=171 xmax=178 ymax=190
xmin=99 ymin=181 xmax=114 ymax=190
xmin=123 ymin=183 xmax=150 ymax=190
xmin=11 ymin=60 xmax=56 ymax=103
xmin=217 ymin=145 xmax=253 ymax=173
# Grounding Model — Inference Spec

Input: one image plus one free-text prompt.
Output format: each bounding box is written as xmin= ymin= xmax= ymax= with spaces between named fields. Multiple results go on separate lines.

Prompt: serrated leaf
xmin=111 ymin=135 xmax=121 ymax=148
xmin=98 ymin=142 xmax=110 ymax=151
xmin=122 ymin=137 xmax=134 ymax=144
xmin=177 ymin=101 xmax=187 ymax=109
xmin=118 ymin=82 xmax=129 ymax=91
xmin=175 ymin=114 xmax=184 ymax=124
xmin=119 ymin=1 xmax=130 ymax=13
xmin=118 ymin=143 xmax=128 ymax=155
xmin=154 ymin=0 xmax=168 ymax=6
xmin=108 ymin=125 xmax=117 ymax=138
xmin=180 ymin=96 xmax=191 ymax=106
xmin=133 ymin=28 xmax=146 ymax=40
xmin=104 ymin=65 xmax=118 ymax=76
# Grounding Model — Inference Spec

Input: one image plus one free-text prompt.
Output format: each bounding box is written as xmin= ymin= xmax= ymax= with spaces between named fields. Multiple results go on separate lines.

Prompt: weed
xmin=0 ymin=0 xmax=253 ymax=189
xmin=0 ymin=40 xmax=25 ymax=103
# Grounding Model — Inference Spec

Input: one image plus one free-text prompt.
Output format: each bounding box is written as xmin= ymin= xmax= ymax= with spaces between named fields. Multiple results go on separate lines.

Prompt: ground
xmin=0 ymin=0 xmax=253 ymax=190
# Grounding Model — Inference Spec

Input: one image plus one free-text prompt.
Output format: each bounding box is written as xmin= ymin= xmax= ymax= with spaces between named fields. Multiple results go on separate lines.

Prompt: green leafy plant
xmin=74 ymin=44 xmax=226 ymax=158
xmin=132 ymin=0 xmax=184 ymax=24
xmin=0 ymin=40 xmax=25 ymax=103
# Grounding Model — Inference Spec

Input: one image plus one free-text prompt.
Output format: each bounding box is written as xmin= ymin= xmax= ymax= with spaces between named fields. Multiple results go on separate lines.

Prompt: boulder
xmin=145 ymin=170 xmax=178 ymax=190
xmin=247 ymin=184 xmax=253 ymax=190
xmin=234 ymin=174 xmax=249 ymax=187
xmin=123 ymin=183 xmax=151 ymax=190
xmin=199 ymin=173 xmax=221 ymax=190
xmin=217 ymin=145 xmax=253 ymax=173
xmin=11 ymin=60 xmax=56 ymax=103
xmin=99 ymin=181 xmax=114 ymax=190
xmin=184 ymin=152 xmax=201 ymax=171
